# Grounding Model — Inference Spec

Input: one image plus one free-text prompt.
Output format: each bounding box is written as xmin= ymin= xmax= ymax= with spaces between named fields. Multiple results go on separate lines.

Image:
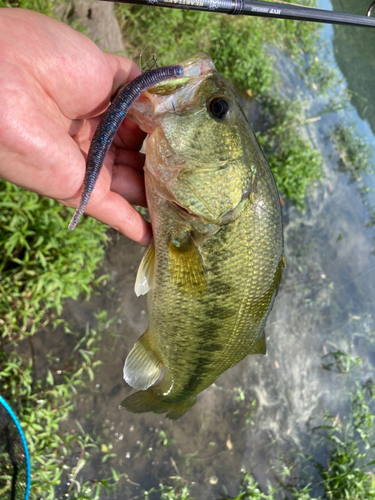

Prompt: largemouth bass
xmin=121 ymin=53 xmax=284 ymax=420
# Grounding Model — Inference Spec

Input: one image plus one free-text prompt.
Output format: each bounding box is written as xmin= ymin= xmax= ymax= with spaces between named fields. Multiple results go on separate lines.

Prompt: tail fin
xmin=120 ymin=389 xmax=196 ymax=420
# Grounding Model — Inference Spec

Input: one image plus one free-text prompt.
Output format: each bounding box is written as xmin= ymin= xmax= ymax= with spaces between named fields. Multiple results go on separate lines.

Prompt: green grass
xmin=312 ymin=381 xmax=375 ymax=500
xmin=256 ymin=97 xmax=323 ymax=209
xmin=0 ymin=0 xmax=57 ymax=14
xmin=4 ymin=319 xmax=375 ymax=500
xmin=0 ymin=181 xmax=108 ymax=344
xmin=1 ymin=1 xmax=375 ymax=499
xmin=0 ymin=176 xmax=109 ymax=497
xmin=115 ymin=0 xmax=333 ymax=208
xmin=0 ymin=313 xmax=123 ymax=499
xmin=116 ymin=0 xmax=332 ymax=94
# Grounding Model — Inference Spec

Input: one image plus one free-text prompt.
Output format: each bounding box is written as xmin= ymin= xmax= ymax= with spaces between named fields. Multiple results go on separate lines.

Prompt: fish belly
xmin=148 ymin=190 xmax=283 ymax=399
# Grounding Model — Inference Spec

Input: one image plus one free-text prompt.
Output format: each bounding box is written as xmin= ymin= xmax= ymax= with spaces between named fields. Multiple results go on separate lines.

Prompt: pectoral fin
xmin=249 ymin=331 xmax=267 ymax=355
xmin=123 ymin=328 xmax=162 ymax=390
xmin=168 ymin=233 xmax=207 ymax=293
xmin=134 ymin=242 xmax=155 ymax=297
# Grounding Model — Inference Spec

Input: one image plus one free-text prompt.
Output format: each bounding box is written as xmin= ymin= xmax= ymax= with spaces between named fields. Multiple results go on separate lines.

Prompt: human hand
xmin=0 ymin=8 xmax=151 ymax=246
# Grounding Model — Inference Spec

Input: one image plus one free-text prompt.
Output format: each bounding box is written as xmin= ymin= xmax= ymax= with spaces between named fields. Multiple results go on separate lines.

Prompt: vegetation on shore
xmin=116 ymin=0 xmax=330 ymax=209
xmin=1 ymin=0 xmax=375 ymax=498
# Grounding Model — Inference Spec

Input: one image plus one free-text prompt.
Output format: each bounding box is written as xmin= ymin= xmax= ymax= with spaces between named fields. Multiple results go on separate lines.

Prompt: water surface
xmin=41 ymin=4 xmax=375 ymax=497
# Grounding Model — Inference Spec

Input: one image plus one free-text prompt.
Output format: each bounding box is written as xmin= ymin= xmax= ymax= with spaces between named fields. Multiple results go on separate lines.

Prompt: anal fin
xmin=123 ymin=328 xmax=162 ymax=390
xmin=249 ymin=331 xmax=267 ymax=355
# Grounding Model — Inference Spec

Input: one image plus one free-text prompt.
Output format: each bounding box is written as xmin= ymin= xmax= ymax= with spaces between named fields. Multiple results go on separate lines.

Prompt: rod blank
xmin=99 ymin=0 xmax=375 ymax=28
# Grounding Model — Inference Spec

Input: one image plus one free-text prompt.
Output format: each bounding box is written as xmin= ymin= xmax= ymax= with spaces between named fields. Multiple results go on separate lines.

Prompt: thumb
xmin=105 ymin=53 xmax=143 ymax=95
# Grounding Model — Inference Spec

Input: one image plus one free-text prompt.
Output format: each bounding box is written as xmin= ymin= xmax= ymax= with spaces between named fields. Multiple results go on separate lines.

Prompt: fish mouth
xmin=127 ymin=53 xmax=216 ymax=132
xmin=148 ymin=53 xmax=215 ymax=94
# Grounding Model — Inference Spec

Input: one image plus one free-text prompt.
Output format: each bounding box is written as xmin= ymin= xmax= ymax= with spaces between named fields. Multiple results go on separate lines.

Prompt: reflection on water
xmin=331 ymin=0 xmax=375 ymax=137
xmin=44 ymin=4 xmax=375 ymax=498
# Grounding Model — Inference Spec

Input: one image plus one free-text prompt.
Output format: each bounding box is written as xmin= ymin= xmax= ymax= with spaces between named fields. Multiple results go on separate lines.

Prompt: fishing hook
xmin=142 ymin=55 xmax=159 ymax=73
xmin=367 ymin=0 xmax=375 ymax=17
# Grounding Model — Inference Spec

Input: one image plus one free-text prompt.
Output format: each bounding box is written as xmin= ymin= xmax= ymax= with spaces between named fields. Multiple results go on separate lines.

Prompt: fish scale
xmin=121 ymin=53 xmax=284 ymax=419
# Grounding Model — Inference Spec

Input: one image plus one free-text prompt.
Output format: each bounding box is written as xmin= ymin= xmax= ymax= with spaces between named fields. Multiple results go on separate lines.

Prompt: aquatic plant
xmin=331 ymin=122 xmax=375 ymax=184
xmin=330 ymin=121 xmax=375 ymax=254
xmin=219 ymin=382 xmax=375 ymax=500
xmin=321 ymin=347 xmax=362 ymax=375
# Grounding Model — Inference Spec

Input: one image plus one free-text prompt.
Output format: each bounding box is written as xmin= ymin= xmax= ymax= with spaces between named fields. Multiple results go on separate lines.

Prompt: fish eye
xmin=207 ymin=97 xmax=231 ymax=120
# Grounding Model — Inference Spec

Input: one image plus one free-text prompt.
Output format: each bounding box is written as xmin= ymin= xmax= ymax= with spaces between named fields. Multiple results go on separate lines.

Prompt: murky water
xmin=40 ymin=2 xmax=375 ymax=498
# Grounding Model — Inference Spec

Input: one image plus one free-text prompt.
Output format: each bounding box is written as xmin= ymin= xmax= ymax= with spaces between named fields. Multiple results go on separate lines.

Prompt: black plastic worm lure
xmin=68 ymin=64 xmax=184 ymax=230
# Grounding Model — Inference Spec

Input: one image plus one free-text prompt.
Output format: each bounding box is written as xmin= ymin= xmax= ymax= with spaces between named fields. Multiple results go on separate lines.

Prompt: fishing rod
xmin=99 ymin=0 xmax=375 ymax=28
